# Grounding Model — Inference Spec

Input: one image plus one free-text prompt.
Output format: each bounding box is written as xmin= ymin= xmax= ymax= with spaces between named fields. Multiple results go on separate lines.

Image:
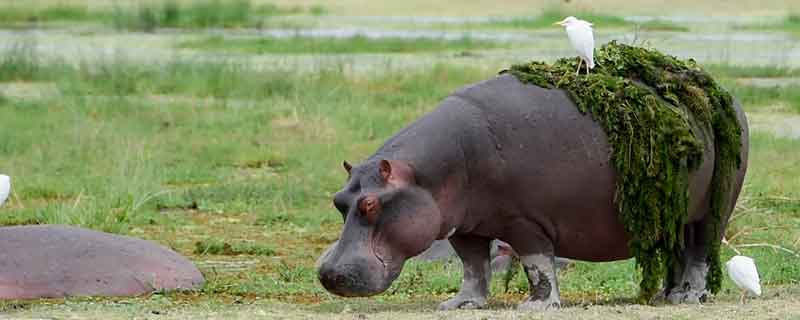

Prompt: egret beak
xmin=553 ymin=20 xmax=565 ymax=26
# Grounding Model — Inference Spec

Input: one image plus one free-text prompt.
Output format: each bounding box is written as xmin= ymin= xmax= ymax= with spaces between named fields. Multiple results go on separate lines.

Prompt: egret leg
xmin=575 ymin=58 xmax=583 ymax=76
xmin=739 ymin=290 xmax=746 ymax=304
xmin=585 ymin=62 xmax=591 ymax=74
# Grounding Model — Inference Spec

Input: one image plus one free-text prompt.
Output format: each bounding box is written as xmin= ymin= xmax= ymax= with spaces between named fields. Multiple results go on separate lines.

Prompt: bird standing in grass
xmin=726 ymin=255 xmax=762 ymax=304
xmin=0 ymin=174 xmax=10 ymax=207
xmin=555 ymin=16 xmax=595 ymax=75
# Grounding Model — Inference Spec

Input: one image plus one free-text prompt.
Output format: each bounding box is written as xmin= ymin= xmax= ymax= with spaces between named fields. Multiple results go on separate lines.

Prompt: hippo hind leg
xmin=438 ymin=235 xmax=491 ymax=310
xmin=662 ymin=221 xmax=711 ymax=304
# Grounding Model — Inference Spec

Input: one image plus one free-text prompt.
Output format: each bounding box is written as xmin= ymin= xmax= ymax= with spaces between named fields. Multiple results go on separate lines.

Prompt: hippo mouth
xmin=317 ymin=239 xmax=405 ymax=297
xmin=370 ymin=239 xmax=405 ymax=292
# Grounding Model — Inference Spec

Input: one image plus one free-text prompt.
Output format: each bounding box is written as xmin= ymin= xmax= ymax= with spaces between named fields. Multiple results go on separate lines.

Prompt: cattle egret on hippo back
xmin=555 ymin=16 xmax=595 ymax=75
xmin=0 ymin=174 xmax=10 ymax=207
xmin=726 ymin=255 xmax=761 ymax=303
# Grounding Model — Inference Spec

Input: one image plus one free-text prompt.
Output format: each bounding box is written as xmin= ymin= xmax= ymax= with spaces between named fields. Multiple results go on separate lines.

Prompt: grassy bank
xmin=0 ymin=1 xmax=315 ymax=30
xmin=737 ymin=14 xmax=800 ymax=33
xmin=178 ymin=35 xmax=504 ymax=54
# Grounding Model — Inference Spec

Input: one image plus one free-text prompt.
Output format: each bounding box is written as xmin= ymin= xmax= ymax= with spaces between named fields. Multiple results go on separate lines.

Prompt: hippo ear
xmin=358 ymin=194 xmax=380 ymax=223
xmin=342 ymin=161 xmax=353 ymax=174
xmin=379 ymin=159 xmax=392 ymax=181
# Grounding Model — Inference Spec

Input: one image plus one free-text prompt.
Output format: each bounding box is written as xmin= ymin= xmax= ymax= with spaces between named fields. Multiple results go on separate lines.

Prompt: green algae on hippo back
xmin=506 ymin=41 xmax=744 ymax=302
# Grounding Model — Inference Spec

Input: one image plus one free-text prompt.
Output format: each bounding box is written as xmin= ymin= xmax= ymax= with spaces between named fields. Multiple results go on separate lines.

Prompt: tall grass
xmin=0 ymin=44 xmax=489 ymax=234
xmin=737 ymin=13 xmax=800 ymax=33
xmin=706 ymin=64 xmax=800 ymax=78
xmin=0 ymin=1 xmax=311 ymax=30
xmin=111 ymin=0 xmax=256 ymax=32
xmin=0 ymin=4 xmax=92 ymax=24
xmin=726 ymin=83 xmax=800 ymax=113
xmin=178 ymin=35 xmax=504 ymax=54
xmin=0 ymin=41 xmax=41 ymax=82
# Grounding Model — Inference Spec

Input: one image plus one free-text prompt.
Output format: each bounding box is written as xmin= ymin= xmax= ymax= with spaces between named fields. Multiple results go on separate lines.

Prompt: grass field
xmin=178 ymin=35 xmax=505 ymax=54
xmin=0 ymin=0 xmax=799 ymax=319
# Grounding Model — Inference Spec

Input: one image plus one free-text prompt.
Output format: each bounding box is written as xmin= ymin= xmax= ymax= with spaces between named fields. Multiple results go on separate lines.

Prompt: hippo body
xmin=318 ymin=74 xmax=749 ymax=309
xmin=0 ymin=225 xmax=204 ymax=299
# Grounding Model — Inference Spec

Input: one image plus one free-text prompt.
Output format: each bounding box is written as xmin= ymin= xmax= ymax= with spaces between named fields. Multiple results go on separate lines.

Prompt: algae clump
xmin=506 ymin=41 xmax=743 ymax=302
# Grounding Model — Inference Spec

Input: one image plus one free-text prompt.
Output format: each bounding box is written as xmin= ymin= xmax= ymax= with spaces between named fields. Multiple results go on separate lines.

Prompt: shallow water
xmin=1 ymin=15 xmax=799 ymax=72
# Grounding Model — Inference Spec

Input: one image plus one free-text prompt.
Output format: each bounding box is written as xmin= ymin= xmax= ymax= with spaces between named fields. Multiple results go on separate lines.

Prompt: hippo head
xmin=317 ymin=159 xmax=442 ymax=297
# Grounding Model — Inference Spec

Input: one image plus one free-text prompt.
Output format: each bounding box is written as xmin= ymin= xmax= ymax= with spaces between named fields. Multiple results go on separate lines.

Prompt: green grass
xmin=110 ymin=0 xmax=269 ymax=31
xmin=0 ymin=4 xmax=93 ymax=25
xmin=178 ymin=35 xmax=504 ymax=54
xmin=737 ymin=13 xmax=800 ymax=33
xmin=702 ymin=64 xmax=800 ymax=114
xmin=706 ymin=64 xmax=800 ymax=78
xmin=194 ymin=239 xmax=276 ymax=256
xmin=725 ymin=83 xmax=800 ymax=113
xmin=0 ymin=1 xmax=317 ymax=30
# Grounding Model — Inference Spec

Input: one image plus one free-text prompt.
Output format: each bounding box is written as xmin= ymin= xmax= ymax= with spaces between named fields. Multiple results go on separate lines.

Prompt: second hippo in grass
xmin=316 ymin=74 xmax=749 ymax=310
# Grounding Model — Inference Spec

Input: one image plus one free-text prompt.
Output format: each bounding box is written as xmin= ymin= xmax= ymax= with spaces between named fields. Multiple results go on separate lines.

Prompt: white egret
xmin=555 ymin=16 xmax=595 ymax=75
xmin=0 ymin=174 xmax=10 ymax=207
xmin=726 ymin=255 xmax=761 ymax=303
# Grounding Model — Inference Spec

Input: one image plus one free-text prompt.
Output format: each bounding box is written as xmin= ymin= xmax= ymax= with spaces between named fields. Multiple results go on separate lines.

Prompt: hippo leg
xmin=438 ymin=235 xmax=491 ymax=310
xmin=518 ymin=253 xmax=561 ymax=311
xmin=663 ymin=222 xmax=710 ymax=304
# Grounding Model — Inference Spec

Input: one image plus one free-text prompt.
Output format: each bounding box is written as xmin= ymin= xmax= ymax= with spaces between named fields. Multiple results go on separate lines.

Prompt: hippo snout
xmin=318 ymin=259 xmax=383 ymax=297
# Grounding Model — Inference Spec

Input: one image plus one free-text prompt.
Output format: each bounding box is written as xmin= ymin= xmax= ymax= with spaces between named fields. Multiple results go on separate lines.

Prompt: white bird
xmin=0 ymin=174 xmax=10 ymax=207
xmin=555 ymin=16 xmax=595 ymax=76
xmin=726 ymin=255 xmax=761 ymax=303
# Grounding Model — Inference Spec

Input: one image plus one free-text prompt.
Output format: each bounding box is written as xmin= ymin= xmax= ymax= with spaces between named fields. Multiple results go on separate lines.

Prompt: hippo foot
xmin=518 ymin=297 xmax=561 ymax=311
xmin=666 ymin=289 xmax=709 ymax=304
xmin=438 ymin=295 xmax=487 ymax=310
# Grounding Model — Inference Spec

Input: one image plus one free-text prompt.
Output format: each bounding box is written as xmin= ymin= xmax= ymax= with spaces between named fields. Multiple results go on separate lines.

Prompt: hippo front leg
xmin=438 ymin=235 xmax=491 ymax=310
xmin=518 ymin=253 xmax=561 ymax=310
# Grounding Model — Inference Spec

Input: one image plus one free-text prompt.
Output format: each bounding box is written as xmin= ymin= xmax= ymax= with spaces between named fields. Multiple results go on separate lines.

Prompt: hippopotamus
xmin=317 ymin=73 xmax=748 ymax=310
xmin=0 ymin=225 xmax=204 ymax=299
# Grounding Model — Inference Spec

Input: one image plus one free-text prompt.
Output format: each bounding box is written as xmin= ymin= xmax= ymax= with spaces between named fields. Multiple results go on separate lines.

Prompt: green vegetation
xmin=178 ymin=35 xmax=503 ymax=54
xmin=706 ymin=64 xmax=800 ymax=78
xmin=726 ymin=84 xmax=800 ymax=114
xmin=509 ymin=41 xmax=743 ymax=302
xmin=194 ymin=239 xmax=276 ymax=256
xmin=0 ymin=4 xmax=92 ymax=25
xmin=110 ymin=0 xmax=283 ymax=31
xmin=738 ymin=13 xmax=800 ymax=33
xmin=0 ymin=1 xmax=316 ymax=30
